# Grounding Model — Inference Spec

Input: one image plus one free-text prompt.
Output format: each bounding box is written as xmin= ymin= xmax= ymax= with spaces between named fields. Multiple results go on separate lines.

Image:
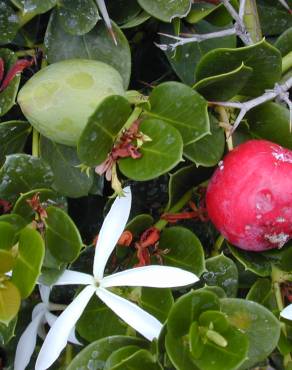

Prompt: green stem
xmin=283 ymin=52 xmax=292 ymax=74
xmin=216 ymin=106 xmax=233 ymax=151
xmin=123 ymin=107 xmax=143 ymax=130
xmin=243 ymin=0 xmax=262 ymax=43
xmin=154 ymin=189 xmax=193 ymax=231
xmin=211 ymin=235 xmax=225 ymax=257
xmin=32 ymin=128 xmax=39 ymax=157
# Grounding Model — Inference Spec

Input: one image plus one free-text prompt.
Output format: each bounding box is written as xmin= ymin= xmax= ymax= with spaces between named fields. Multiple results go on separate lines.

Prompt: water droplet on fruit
xmin=276 ymin=217 xmax=286 ymax=223
xmin=218 ymin=161 xmax=224 ymax=170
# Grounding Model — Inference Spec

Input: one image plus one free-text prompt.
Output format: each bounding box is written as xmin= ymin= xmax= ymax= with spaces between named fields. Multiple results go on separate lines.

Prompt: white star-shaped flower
xmin=35 ymin=187 xmax=199 ymax=370
xmin=14 ymin=285 xmax=81 ymax=370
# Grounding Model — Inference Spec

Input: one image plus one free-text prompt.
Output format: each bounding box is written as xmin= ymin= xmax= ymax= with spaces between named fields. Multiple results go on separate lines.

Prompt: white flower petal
xmin=93 ymin=186 xmax=131 ymax=280
xmin=39 ymin=285 xmax=51 ymax=305
xmin=281 ymin=304 xmax=292 ymax=320
xmin=100 ymin=265 xmax=199 ymax=288
xmin=35 ymin=285 xmax=96 ymax=370
xmin=54 ymin=270 xmax=94 ymax=286
xmin=14 ymin=312 xmax=44 ymax=370
xmin=96 ymin=287 xmax=162 ymax=341
xmin=45 ymin=312 xmax=82 ymax=346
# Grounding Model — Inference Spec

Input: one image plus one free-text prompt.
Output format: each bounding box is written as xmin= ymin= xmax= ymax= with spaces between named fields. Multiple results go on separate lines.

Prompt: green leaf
xmin=0 ymin=222 xmax=16 ymax=250
xmin=246 ymin=279 xmax=277 ymax=312
xmin=221 ymin=298 xmax=281 ymax=369
xmin=184 ymin=114 xmax=225 ymax=167
xmin=0 ymin=250 xmax=15 ymax=273
xmin=0 ymin=213 xmax=27 ymax=232
xmin=11 ymin=227 xmax=45 ymax=298
xmin=126 ymin=214 xmax=154 ymax=237
xmin=0 ymin=49 xmax=21 ymax=117
xmin=140 ymin=287 xmax=173 ymax=322
xmin=45 ymin=206 xmax=83 ymax=263
xmin=107 ymin=0 xmax=142 ymax=25
xmin=40 ymin=136 xmax=94 ymax=198
xmin=11 ymin=0 xmax=56 ymax=15
xmin=118 ymin=119 xmax=183 ymax=181
xmin=13 ymin=188 xmax=67 ymax=222
xmin=67 ymin=336 xmax=147 ymax=370
xmin=120 ymin=11 xmax=150 ymax=29
xmin=0 ymin=280 xmax=21 ymax=325
xmin=0 ymin=316 xmax=17 ymax=345
xmin=45 ymin=10 xmax=131 ymax=88
xmin=0 ymin=154 xmax=54 ymax=202
xmin=77 ymin=294 xmax=127 ymax=342
xmin=105 ymin=347 xmax=163 ymax=370
xmin=0 ymin=1 xmax=19 ymax=45
xmin=146 ymin=82 xmax=209 ymax=145
xmin=257 ymin=0 xmax=292 ymax=36
xmin=196 ymin=40 xmax=282 ymax=97
xmin=203 ymin=254 xmax=238 ymax=297
xmin=78 ymin=95 xmax=132 ymax=166
xmin=275 ymin=27 xmax=292 ymax=56
xmin=0 ymin=121 xmax=31 ymax=166
xmin=194 ymin=63 xmax=253 ymax=101
xmin=248 ymin=102 xmax=291 ymax=149
xmin=263 ymin=242 xmax=292 ymax=272
xmin=137 ymin=0 xmax=191 ymax=22
xmin=159 ymin=226 xmax=205 ymax=276
xmin=160 ymin=21 xmax=236 ymax=86
xmin=57 ymin=0 xmax=100 ymax=35
xmin=228 ymin=243 xmax=271 ymax=277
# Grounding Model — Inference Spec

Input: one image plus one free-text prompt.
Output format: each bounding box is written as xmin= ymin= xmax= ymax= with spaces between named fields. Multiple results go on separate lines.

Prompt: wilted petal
xmin=39 ymin=285 xmax=51 ymax=305
xmin=14 ymin=312 xmax=44 ymax=370
xmin=96 ymin=287 xmax=162 ymax=341
xmin=35 ymin=285 xmax=96 ymax=370
xmin=281 ymin=304 xmax=292 ymax=320
xmin=54 ymin=270 xmax=94 ymax=286
xmin=100 ymin=265 xmax=199 ymax=288
xmin=93 ymin=187 xmax=131 ymax=280
xmin=45 ymin=312 xmax=82 ymax=346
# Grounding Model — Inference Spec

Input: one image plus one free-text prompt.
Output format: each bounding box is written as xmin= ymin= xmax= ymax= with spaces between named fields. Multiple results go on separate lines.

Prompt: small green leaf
xmin=221 ymin=298 xmax=281 ymax=369
xmin=0 ymin=1 xmax=19 ymax=45
xmin=0 ymin=121 xmax=31 ymax=165
xmin=137 ymin=0 xmax=191 ymax=22
xmin=246 ymin=279 xmax=277 ymax=312
xmin=78 ymin=95 xmax=132 ymax=166
xmin=275 ymin=27 xmax=292 ymax=56
xmin=203 ymin=254 xmax=238 ymax=297
xmin=11 ymin=227 xmax=45 ymax=298
xmin=41 ymin=137 xmax=94 ymax=198
xmin=0 ymin=214 xmax=28 ymax=232
xmin=126 ymin=214 xmax=154 ymax=237
xmin=159 ymin=226 xmax=205 ymax=277
xmin=146 ymin=82 xmax=209 ymax=145
xmin=45 ymin=206 xmax=83 ymax=263
xmin=120 ymin=11 xmax=150 ymax=29
xmin=119 ymin=119 xmax=183 ymax=181
xmin=0 ymin=316 xmax=17 ymax=345
xmin=107 ymin=0 xmax=142 ymax=25
xmin=0 ymin=280 xmax=21 ymax=325
xmin=67 ymin=336 xmax=147 ymax=370
xmin=57 ymin=0 xmax=100 ymax=35
xmin=140 ymin=287 xmax=174 ymax=322
xmin=0 ymin=222 xmax=16 ymax=250
xmin=0 ymin=154 xmax=54 ymax=202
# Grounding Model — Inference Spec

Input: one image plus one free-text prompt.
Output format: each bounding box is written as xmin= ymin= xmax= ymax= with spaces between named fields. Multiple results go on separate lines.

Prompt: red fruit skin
xmin=206 ymin=139 xmax=292 ymax=251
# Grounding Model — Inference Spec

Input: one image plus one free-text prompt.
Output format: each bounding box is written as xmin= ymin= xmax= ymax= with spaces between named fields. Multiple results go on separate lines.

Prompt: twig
xmin=210 ymin=77 xmax=292 ymax=134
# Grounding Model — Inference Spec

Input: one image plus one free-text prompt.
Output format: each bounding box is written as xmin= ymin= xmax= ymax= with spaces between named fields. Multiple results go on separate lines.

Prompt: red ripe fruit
xmin=206 ymin=139 xmax=292 ymax=251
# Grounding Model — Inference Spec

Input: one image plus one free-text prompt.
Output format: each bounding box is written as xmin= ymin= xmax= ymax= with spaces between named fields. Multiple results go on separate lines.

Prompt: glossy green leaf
xmin=184 ymin=114 xmax=225 ymax=167
xmin=13 ymin=188 xmax=67 ymax=222
xmin=0 ymin=280 xmax=21 ymax=325
xmin=0 ymin=154 xmax=54 ymax=202
xmin=228 ymin=243 xmax=271 ymax=277
xmin=45 ymin=206 xmax=83 ymax=262
xmin=0 ymin=49 xmax=21 ymax=117
xmin=0 ymin=222 xmax=15 ymax=250
xmin=0 ymin=1 xmax=19 ymax=45
xmin=159 ymin=226 xmax=205 ymax=276
xmin=126 ymin=214 xmax=154 ymax=237
xmin=196 ymin=40 xmax=282 ymax=97
xmin=186 ymin=3 xmax=218 ymax=24
xmin=203 ymin=254 xmax=238 ymax=298
xmin=137 ymin=0 xmax=191 ymax=22
xmin=11 ymin=0 xmax=56 ymax=15
xmin=0 ymin=213 xmax=27 ymax=232
xmin=248 ymin=102 xmax=291 ymax=149
xmin=0 ymin=316 xmax=17 ymax=345
xmin=105 ymin=347 xmax=163 ymax=370
xmin=78 ymin=95 xmax=132 ymax=166
xmin=45 ymin=10 xmax=131 ymax=88
xmin=77 ymin=294 xmax=127 ymax=342
xmin=194 ymin=63 xmax=253 ymax=101
xmin=0 ymin=121 xmax=31 ymax=166
xmin=140 ymin=287 xmax=173 ymax=322
xmin=198 ymin=285 xmax=227 ymax=299
xmin=41 ymin=136 xmax=94 ymax=198
xmin=0 ymin=250 xmax=15 ymax=273
xmin=257 ymin=0 xmax=292 ymax=36
xmin=119 ymin=119 xmax=183 ymax=181
xmin=146 ymin=82 xmax=209 ymax=145
xmin=275 ymin=27 xmax=292 ymax=56
xmin=160 ymin=21 xmax=236 ymax=86
xmin=246 ymin=278 xmax=277 ymax=312
xmin=107 ymin=0 xmax=142 ymax=25
xmin=221 ymin=298 xmax=281 ymax=369
xmin=120 ymin=11 xmax=150 ymax=29
xmin=11 ymin=227 xmax=45 ymax=298
xmin=57 ymin=0 xmax=99 ymax=35
xmin=67 ymin=336 xmax=146 ymax=370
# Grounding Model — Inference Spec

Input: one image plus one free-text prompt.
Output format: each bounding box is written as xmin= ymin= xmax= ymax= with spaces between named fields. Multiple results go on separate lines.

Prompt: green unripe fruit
xmin=18 ymin=59 xmax=125 ymax=146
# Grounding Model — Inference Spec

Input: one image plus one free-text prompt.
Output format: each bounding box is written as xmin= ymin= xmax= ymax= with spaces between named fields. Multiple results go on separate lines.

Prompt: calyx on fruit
xmin=18 ymin=59 xmax=125 ymax=146
xmin=206 ymin=139 xmax=292 ymax=251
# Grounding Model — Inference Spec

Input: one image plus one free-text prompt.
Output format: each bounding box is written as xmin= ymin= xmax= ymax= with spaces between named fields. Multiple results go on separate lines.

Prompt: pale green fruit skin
xmin=18 ymin=59 xmax=125 ymax=146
